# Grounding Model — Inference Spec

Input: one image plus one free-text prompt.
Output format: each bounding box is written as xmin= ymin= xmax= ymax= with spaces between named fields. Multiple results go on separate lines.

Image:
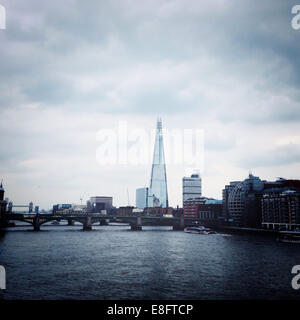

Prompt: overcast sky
xmin=0 ymin=0 xmax=300 ymax=209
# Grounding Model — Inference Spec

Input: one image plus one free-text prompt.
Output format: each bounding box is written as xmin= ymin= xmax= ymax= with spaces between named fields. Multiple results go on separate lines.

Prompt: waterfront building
xmin=182 ymin=173 xmax=202 ymax=206
xmin=222 ymin=174 xmax=265 ymax=227
xmin=0 ymin=183 xmax=7 ymax=211
xmin=222 ymin=175 xmax=300 ymax=228
xmin=173 ymin=207 xmax=184 ymax=218
xmin=117 ymin=206 xmax=134 ymax=216
xmin=136 ymin=187 xmax=149 ymax=209
xmin=90 ymin=196 xmax=113 ymax=213
xmin=184 ymin=196 xmax=222 ymax=220
xmin=198 ymin=203 xmax=222 ymax=221
xmin=222 ymin=181 xmax=241 ymax=222
xmin=262 ymin=190 xmax=300 ymax=230
xmin=149 ymin=118 xmax=169 ymax=208
xmin=144 ymin=206 xmax=173 ymax=217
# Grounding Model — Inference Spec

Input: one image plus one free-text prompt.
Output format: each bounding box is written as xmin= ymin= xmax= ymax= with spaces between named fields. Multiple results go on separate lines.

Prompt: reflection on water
xmin=0 ymin=224 xmax=299 ymax=300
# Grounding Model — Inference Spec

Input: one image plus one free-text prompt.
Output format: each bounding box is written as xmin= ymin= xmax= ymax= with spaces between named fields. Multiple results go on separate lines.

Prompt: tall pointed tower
xmin=149 ymin=118 xmax=169 ymax=207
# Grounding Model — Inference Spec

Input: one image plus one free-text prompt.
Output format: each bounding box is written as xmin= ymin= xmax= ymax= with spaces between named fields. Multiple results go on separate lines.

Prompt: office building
xmin=184 ymin=196 xmax=222 ymax=220
xmin=182 ymin=173 xmax=202 ymax=206
xmin=222 ymin=181 xmax=241 ymax=222
xmin=149 ymin=118 xmax=169 ymax=208
xmin=262 ymin=190 xmax=300 ymax=230
xmin=222 ymin=175 xmax=300 ymax=228
xmin=90 ymin=196 xmax=113 ymax=213
xmin=136 ymin=187 xmax=149 ymax=209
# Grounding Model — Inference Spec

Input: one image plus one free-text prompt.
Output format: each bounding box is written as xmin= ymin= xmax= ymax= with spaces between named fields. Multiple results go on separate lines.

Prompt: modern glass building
xmin=136 ymin=187 xmax=149 ymax=209
xmin=182 ymin=173 xmax=202 ymax=206
xmin=148 ymin=118 xmax=169 ymax=208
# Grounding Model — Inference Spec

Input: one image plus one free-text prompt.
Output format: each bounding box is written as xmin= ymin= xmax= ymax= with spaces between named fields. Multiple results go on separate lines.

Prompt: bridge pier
xmin=131 ymin=216 xmax=142 ymax=231
xmin=0 ymin=213 xmax=6 ymax=230
xmin=67 ymin=218 xmax=74 ymax=226
xmin=83 ymin=216 xmax=92 ymax=231
xmin=173 ymin=217 xmax=185 ymax=230
xmin=100 ymin=219 xmax=108 ymax=226
xmin=33 ymin=214 xmax=40 ymax=232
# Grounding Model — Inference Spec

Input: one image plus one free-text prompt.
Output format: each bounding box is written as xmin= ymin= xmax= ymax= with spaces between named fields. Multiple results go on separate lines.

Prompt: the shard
xmin=149 ymin=118 xmax=169 ymax=208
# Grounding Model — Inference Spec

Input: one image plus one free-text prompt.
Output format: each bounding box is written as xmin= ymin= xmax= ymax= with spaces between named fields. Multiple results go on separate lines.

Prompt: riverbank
xmin=214 ymin=226 xmax=278 ymax=237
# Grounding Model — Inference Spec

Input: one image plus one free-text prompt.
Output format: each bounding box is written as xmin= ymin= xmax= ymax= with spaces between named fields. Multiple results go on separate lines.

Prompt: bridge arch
xmin=13 ymin=219 xmax=34 ymax=226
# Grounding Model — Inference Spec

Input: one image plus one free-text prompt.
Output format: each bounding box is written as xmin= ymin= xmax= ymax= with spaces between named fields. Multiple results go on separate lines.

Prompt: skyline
xmin=1 ymin=0 xmax=300 ymax=209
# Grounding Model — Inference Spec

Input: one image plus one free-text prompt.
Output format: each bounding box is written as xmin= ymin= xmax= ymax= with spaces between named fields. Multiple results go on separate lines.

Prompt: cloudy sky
xmin=0 ymin=0 xmax=300 ymax=209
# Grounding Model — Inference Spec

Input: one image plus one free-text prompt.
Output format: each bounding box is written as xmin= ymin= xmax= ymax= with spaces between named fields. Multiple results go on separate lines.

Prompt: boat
xmin=278 ymin=230 xmax=300 ymax=244
xmin=51 ymin=221 xmax=60 ymax=225
xmin=184 ymin=226 xmax=216 ymax=234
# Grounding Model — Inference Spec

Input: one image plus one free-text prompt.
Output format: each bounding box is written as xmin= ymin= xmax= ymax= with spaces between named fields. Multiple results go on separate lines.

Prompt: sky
xmin=0 ymin=0 xmax=300 ymax=209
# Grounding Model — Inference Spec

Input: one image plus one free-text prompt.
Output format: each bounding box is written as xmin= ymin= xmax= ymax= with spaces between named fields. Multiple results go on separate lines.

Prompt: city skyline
xmin=1 ymin=1 xmax=300 ymax=209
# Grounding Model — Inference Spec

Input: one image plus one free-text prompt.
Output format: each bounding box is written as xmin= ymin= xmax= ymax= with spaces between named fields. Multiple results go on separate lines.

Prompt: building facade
xmin=183 ymin=196 xmax=222 ymax=221
xmin=262 ymin=190 xmax=300 ymax=230
xmin=198 ymin=203 xmax=222 ymax=221
xmin=182 ymin=173 xmax=202 ymax=206
xmin=117 ymin=206 xmax=134 ymax=216
xmin=136 ymin=187 xmax=149 ymax=209
xmin=222 ymin=181 xmax=240 ymax=222
xmin=149 ymin=118 xmax=169 ymax=208
xmin=144 ymin=206 xmax=173 ymax=217
xmin=90 ymin=196 xmax=113 ymax=213
xmin=223 ymin=175 xmax=300 ymax=228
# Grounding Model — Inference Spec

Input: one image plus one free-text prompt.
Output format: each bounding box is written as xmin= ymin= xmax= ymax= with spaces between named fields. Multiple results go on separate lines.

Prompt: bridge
xmin=1 ymin=212 xmax=217 ymax=231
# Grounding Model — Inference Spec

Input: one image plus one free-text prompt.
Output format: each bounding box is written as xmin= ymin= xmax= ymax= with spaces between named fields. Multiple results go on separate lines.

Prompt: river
xmin=0 ymin=223 xmax=299 ymax=299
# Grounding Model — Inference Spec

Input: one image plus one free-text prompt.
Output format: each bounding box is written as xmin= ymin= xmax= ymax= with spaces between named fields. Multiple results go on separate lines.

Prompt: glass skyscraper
xmin=149 ymin=118 xmax=169 ymax=208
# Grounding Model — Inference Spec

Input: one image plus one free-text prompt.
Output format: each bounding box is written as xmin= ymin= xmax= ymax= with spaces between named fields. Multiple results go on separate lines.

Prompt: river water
xmin=0 ymin=223 xmax=299 ymax=300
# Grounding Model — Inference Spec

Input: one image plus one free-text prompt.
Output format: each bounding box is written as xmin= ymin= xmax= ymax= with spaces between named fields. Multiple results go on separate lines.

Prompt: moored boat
xmin=184 ymin=226 xmax=216 ymax=234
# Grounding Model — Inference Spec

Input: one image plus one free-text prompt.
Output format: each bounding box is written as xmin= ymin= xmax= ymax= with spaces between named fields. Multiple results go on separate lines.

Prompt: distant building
xmin=222 ymin=174 xmax=266 ymax=227
xmin=222 ymin=175 xmax=300 ymax=228
xmin=136 ymin=187 xmax=149 ymax=209
xmin=198 ymin=203 xmax=222 ymax=221
xmin=222 ymin=181 xmax=241 ymax=222
xmin=90 ymin=196 xmax=113 ymax=213
xmin=184 ymin=196 xmax=222 ymax=221
xmin=182 ymin=173 xmax=202 ymax=206
xmin=262 ymin=190 xmax=300 ymax=230
xmin=144 ymin=207 xmax=173 ymax=217
xmin=117 ymin=206 xmax=134 ymax=216
xmin=0 ymin=183 xmax=7 ymax=228
xmin=0 ymin=183 xmax=7 ymax=210
xmin=184 ymin=201 xmax=200 ymax=219
xmin=149 ymin=119 xmax=169 ymax=208
xmin=53 ymin=204 xmax=72 ymax=214
xmin=173 ymin=207 xmax=184 ymax=218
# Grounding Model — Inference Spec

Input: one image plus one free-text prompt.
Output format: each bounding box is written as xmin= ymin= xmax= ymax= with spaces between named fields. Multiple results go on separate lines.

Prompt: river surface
xmin=0 ymin=223 xmax=300 ymax=300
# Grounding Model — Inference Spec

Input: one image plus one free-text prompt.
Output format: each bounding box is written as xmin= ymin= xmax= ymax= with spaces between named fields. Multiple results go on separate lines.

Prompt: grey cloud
xmin=0 ymin=0 xmax=299 ymax=120
xmin=1 ymin=0 xmax=300 ymax=207
xmin=238 ymin=143 xmax=300 ymax=168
